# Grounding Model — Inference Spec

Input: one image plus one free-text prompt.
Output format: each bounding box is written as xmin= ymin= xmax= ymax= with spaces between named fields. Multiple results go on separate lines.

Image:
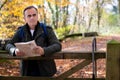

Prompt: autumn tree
xmin=0 ymin=0 xmax=44 ymax=38
xmin=46 ymin=0 xmax=70 ymax=29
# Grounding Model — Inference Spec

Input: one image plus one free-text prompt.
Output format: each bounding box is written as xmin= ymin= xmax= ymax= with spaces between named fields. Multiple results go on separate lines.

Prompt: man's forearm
xmin=43 ymin=43 xmax=61 ymax=57
xmin=6 ymin=44 xmax=16 ymax=56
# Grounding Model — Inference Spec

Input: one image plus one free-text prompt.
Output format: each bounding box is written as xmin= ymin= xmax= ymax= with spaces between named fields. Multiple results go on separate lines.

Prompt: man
xmin=6 ymin=6 xmax=61 ymax=77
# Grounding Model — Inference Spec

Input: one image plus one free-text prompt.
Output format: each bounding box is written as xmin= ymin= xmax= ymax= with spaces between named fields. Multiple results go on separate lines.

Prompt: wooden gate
xmin=0 ymin=50 xmax=105 ymax=80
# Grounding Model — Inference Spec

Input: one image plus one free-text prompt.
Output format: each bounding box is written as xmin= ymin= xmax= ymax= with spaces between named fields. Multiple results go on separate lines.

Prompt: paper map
xmin=15 ymin=40 xmax=41 ymax=57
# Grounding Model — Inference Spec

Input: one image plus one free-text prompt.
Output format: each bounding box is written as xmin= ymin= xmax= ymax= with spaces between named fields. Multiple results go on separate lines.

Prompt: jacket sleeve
xmin=43 ymin=26 xmax=62 ymax=57
xmin=5 ymin=29 xmax=21 ymax=56
xmin=6 ymin=43 xmax=17 ymax=56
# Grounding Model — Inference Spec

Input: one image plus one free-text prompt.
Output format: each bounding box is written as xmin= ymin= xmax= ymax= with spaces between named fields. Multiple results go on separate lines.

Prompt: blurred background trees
xmin=0 ymin=0 xmax=119 ymax=39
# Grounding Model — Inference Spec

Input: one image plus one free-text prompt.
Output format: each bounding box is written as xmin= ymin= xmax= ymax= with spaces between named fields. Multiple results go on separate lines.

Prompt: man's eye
xmin=27 ymin=14 xmax=36 ymax=18
xmin=28 ymin=15 xmax=31 ymax=17
xmin=33 ymin=14 xmax=36 ymax=16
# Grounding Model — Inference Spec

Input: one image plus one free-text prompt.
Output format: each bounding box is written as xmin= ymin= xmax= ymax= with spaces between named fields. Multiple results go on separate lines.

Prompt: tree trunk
xmin=47 ymin=1 xmax=56 ymax=28
xmin=96 ymin=0 xmax=104 ymax=30
xmin=73 ymin=0 xmax=79 ymax=25
xmin=61 ymin=6 xmax=69 ymax=27
xmin=55 ymin=1 xmax=59 ymax=29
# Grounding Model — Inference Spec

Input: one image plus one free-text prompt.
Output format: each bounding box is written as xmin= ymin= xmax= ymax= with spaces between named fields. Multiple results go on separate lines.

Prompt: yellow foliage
xmin=0 ymin=0 xmax=45 ymax=38
xmin=47 ymin=0 xmax=70 ymax=7
xmin=0 ymin=27 xmax=14 ymax=39
xmin=57 ymin=0 xmax=70 ymax=7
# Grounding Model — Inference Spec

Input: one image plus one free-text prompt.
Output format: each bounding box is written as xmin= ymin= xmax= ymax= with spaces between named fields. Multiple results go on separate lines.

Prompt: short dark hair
xmin=23 ymin=6 xmax=38 ymax=15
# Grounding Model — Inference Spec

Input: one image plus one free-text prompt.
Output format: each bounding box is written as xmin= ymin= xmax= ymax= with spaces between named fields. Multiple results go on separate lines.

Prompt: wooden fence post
xmin=106 ymin=40 xmax=120 ymax=80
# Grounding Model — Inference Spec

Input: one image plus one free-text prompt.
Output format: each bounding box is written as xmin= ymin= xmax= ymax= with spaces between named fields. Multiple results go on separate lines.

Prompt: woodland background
xmin=0 ymin=0 xmax=120 ymax=39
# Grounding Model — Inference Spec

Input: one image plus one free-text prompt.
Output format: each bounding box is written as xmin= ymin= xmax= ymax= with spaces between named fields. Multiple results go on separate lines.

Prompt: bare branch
xmin=0 ymin=0 xmax=7 ymax=10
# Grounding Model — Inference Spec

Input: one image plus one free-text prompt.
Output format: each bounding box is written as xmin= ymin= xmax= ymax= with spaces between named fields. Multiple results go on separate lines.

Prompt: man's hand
xmin=33 ymin=46 xmax=44 ymax=56
xmin=15 ymin=48 xmax=25 ymax=56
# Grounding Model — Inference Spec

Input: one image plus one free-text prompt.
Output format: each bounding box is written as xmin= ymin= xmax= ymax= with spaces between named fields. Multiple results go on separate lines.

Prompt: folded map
xmin=15 ymin=40 xmax=41 ymax=57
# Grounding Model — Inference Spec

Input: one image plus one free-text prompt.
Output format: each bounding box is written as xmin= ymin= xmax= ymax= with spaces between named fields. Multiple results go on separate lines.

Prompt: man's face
xmin=24 ymin=8 xmax=38 ymax=29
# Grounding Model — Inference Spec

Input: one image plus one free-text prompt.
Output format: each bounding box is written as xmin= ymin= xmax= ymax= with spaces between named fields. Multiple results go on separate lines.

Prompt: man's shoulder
xmin=17 ymin=26 xmax=23 ymax=30
xmin=17 ymin=25 xmax=26 ymax=31
xmin=46 ymin=26 xmax=53 ymax=30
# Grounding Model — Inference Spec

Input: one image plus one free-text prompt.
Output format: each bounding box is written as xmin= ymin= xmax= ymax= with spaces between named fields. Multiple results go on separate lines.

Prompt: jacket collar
xmin=23 ymin=22 xmax=44 ymax=40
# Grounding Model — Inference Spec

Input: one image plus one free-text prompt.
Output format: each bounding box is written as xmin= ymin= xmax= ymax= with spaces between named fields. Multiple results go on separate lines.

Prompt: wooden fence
xmin=106 ymin=40 xmax=120 ymax=80
xmin=0 ymin=33 xmax=120 ymax=80
xmin=0 ymin=50 xmax=105 ymax=80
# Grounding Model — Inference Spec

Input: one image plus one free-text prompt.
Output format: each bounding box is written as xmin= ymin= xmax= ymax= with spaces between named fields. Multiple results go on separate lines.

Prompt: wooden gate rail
xmin=0 ymin=76 xmax=105 ymax=80
xmin=0 ymin=50 xmax=106 ymax=80
xmin=0 ymin=50 xmax=105 ymax=60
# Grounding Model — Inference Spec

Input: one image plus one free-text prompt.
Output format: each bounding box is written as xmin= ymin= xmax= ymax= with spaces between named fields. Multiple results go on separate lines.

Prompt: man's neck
xmin=29 ymin=25 xmax=36 ymax=30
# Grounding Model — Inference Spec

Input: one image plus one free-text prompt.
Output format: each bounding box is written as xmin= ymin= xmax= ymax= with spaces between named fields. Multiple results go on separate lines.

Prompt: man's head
xmin=23 ymin=6 xmax=38 ymax=29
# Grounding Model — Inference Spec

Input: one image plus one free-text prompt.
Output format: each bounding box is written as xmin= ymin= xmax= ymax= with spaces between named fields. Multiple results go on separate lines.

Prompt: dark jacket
xmin=6 ymin=22 xmax=61 ymax=77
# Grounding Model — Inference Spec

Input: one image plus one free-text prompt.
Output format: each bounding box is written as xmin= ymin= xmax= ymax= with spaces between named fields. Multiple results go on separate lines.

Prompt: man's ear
xmin=23 ymin=16 xmax=26 ymax=22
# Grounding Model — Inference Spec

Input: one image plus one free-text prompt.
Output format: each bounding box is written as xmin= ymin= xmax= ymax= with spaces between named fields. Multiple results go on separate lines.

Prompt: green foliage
xmin=55 ymin=25 xmax=71 ymax=39
xmin=107 ymin=14 xmax=119 ymax=26
xmin=99 ymin=25 xmax=120 ymax=36
xmin=102 ymin=10 xmax=119 ymax=26
xmin=107 ymin=39 xmax=120 ymax=44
